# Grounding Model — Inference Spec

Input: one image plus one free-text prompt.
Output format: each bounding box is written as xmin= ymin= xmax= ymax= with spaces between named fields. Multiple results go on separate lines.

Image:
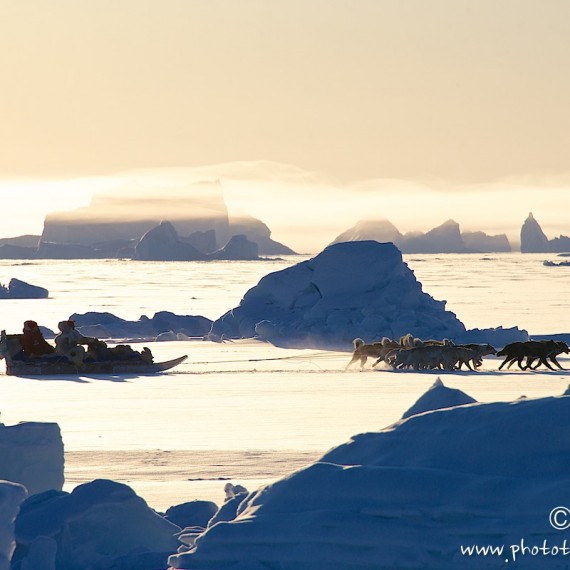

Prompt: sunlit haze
xmin=1 ymin=1 xmax=569 ymax=251
xmin=1 ymin=165 xmax=569 ymax=252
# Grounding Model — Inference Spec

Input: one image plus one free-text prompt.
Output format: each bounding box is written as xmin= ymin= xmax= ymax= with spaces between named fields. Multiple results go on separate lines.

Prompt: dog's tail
xmin=399 ymin=333 xmax=414 ymax=348
xmin=353 ymin=338 xmax=365 ymax=349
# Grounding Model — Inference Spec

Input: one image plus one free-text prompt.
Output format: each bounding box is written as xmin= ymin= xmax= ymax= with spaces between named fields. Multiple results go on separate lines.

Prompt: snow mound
xmin=14 ymin=479 xmax=180 ymax=570
xmin=0 ymin=481 xmax=27 ymax=570
xmin=164 ymin=500 xmax=218 ymax=529
xmin=169 ymin=396 xmax=570 ymax=569
xmin=71 ymin=310 xmax=212 ymax=341
xmin=0 ymin=422 xmax=63 ymax=495
xmin=401 ymin=377 xmax=477 ymax=418
xmin=210 ymin=241 xmax=467 ymax=349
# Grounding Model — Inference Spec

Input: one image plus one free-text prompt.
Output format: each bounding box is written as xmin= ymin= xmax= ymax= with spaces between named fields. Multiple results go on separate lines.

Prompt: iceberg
xmin=210 ymin=241 xmax=525 ymax=349
xmin=331 ymin=218 xmax=512 ymax=253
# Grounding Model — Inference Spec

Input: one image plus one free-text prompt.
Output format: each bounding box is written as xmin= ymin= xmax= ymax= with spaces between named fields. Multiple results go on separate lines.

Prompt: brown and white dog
xmin=345 ymin=338 xmax=398 ymax=370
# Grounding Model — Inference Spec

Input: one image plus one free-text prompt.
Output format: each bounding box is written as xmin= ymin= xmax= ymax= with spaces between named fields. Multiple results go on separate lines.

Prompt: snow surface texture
xmin=401 ymin=377 xmax=477 ymax=419
xmin=0 ymin=481 xmax=26 ymax=570
xmin=210 ymin=241 xmax=526 ymax=349
xmin=13 ymin=479 xmax=180 ymax=570
xmin=169 ymin=392 xmax=570 ymax=569
xmin=0 ymin=422 xmax=63 ymax=496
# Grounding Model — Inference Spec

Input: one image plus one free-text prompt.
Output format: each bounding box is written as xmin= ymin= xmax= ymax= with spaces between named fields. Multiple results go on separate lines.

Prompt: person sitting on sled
xmin=21 ymin=320 xmax=55 ymax=357
xmin=54 ymin=320 xmax=92 ymax=366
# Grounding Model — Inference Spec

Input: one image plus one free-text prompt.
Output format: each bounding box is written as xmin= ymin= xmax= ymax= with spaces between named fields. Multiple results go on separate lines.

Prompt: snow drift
xmin=401 ymin=377 xmax=477 ymax=419
xmin=209 ymin=241 xmax=526 ymax=349
xmin=169 ymin=392 xmax=570 ymax=569
xmin=13 ymin=479 xmax=180 ymax=570
xmin=70 ymin=311 xmax=212 ymax=341
xmin=0 ymin=422 xmax=63 ymax=496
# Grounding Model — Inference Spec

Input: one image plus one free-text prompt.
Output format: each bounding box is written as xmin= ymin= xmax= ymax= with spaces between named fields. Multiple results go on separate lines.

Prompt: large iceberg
xmin=210 ymin=241 xmax=523 ymax=349
xmin=0 ymin=422 xmax=63 ymax=496
xmin=169 ymin=392 xmax=570 ymax=569
xmin=37 ymin=184 xmax=295 ymax=257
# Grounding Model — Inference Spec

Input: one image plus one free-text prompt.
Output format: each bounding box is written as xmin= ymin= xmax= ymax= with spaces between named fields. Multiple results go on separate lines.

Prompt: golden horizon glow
xmin=1 ymin=164 xmax=569 ymax=253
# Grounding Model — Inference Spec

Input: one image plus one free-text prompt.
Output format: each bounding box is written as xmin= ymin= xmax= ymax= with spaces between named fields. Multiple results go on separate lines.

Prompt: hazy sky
xmin=1 ymin=0 xmax=569 ymax=181
xmin=1 ymin=1 xmax=569 ymax=250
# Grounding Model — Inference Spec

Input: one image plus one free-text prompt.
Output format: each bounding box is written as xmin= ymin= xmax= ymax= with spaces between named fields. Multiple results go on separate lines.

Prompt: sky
xmin=0 ymin=1 xmax=569 ymax=249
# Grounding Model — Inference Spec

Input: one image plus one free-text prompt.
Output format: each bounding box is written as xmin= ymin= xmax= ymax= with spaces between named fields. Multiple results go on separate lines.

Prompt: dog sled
xmin=0 ymin=330 xmax=187 ymax=376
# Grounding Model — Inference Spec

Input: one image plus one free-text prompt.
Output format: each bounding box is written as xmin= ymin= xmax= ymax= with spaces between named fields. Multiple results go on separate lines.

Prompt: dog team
xmin=346 ymin=334 xmax=569 ymax=372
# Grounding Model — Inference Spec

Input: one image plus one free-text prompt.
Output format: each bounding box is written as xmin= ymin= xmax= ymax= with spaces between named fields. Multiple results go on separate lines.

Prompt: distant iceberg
xmin=521 ymin=212 xmax=570 ymax=253
xmin=331 ymin=218 xmax=511 ymax=253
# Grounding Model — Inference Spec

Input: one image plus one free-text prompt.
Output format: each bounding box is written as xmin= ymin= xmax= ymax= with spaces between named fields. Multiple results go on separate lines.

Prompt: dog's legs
xmin=550 ymin=355 xmax=564 ymax=370
xmin=538 ymin=356 xmax=555 ymax=371
xmin=498 ymin=356 xmax=511 ymax=370
xmin=360 ymin=356 xmax=367 ymax=370
xmin=524 ymin=357 xmax=537 ymax=370
xmin=345 ymin=355 xmax=359 ymax=370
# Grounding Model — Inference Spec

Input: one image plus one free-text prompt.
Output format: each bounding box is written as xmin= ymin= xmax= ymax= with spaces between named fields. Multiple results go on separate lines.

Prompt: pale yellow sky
xmin=1 ymin=2 xmax=569 ymax=251
xmin=1 ymin=0 xmax=569 ymax=182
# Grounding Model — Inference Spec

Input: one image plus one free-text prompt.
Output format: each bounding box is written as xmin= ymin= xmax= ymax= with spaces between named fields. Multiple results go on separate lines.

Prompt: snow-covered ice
xmin=164 ymin=500 xmax=218 ymax=529
xmin=0 ymin=253 xmax=568 ymax=568
xmin=13 ymin=479 xmax=180 ymax=570
xmin=170 ymin=391 xmax=570 ymax=569
xmin=0 ymin=422 xmax=63 ymax=495
xmin=0 ymin=481 xmax=26 ymax=570
xmin=211 ymin=241 xmax=527 ymax=349
xmin=401 ymin=377 xmax=477 ymax=418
